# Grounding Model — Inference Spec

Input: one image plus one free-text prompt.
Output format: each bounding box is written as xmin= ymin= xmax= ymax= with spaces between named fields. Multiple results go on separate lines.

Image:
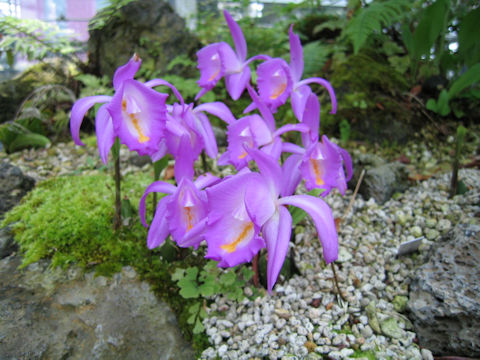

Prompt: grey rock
xmin=87 ymin=0 xmax=201 ymax=81
xmin=0 ymin=226 xmax=17 ymax=259
xmin=0 ymin=255 xmax=194 ymax=359
xmin=359 ymin=162 xmax=409 ymax=204
xmin=0 ymin=161 xmax=35 ymax=216
xmin=408 ymin=223 xmax=480 ymax=357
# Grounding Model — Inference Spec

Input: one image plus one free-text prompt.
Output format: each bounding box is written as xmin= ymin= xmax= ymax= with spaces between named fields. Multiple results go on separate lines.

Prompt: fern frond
xmin=345 ymin=0 xmax=411 ymax=54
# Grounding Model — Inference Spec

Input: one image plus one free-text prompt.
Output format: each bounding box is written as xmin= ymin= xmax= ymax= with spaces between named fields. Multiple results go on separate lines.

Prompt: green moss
xmin=2 ymin=173 xmax=152 ymax=274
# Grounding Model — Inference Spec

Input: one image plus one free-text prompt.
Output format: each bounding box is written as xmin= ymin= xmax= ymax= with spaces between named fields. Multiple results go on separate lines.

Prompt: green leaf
xmin=345 ymin=0 xmax=410 ymax=54
xmin=458 ymin=7 xmax=480 ymax=66
xmin=412 ymin=0 xmax=449 ymax=58
xmin=436 ymin=89 xmax=451 ymax=116
xmin=193 ymin=318 xmax=204 ymax=334
xmin=171 ymin=268 xmax=185 ymax=282
xmin=178 ymin=282 xmax=200 ymax=299
xmin=199 ymin=282 xmax=216 ymax=297
xmin=153 ymin=156 xmax=169 ymax=180
xmin=448 ymin=63 xmax=480 ymax=100
xmin=302 ymin=41 xmax=331 ymax=77
xmin=188 ymin=302 xmax=200 ymax=314
xmin=425 ymin=98 xmax=438 ymax=112
xmin=220 ymin=271 xmax=236 ymax=287
xmin=6 ymin=50 xmax=14 ymax=67
xmin=8 ymin=133 xmax=50 ymax=153
xmin=184 ymin=267 xmax=199 ymax=281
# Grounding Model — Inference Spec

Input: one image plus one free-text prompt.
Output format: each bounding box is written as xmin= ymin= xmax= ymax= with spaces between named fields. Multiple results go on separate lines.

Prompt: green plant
xmin=172 ymin=261 xmax=255 ymax=333
xmin=0 ymin=16 xmax=83 ymax=67
xmin=344 ymin=0 xmax=411 ymax=54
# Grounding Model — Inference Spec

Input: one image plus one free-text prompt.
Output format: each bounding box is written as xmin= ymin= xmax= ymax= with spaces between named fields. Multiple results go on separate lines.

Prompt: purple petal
xmin=195 ymin=102 xmax=236 ymax=125
xmin=263 ymin=206 xmax=292 ymax=293
xmin=297 ymin=77 xmax=337 ymax=114
xmin=247 ymin=147 xmax=282 ymax=196
xmin=197 ymin=43 xmax=225 ymax=91
xmin=205 ymin=216 xmax=264 ymax=268
xmin=192 ymin=111 xmax=218 ymax=158
xmin=95 ymin=104 xmax=115 ymax=164
xmin=281 ymin=142 xmax=305 ymax=155
xmin=244 ymin=174 xmax=276 ymax=227
xmin=174 ymin=135 xmax=196 ymax=183
xmin=289 ymin=25 xmax=304 ymax=83
xmin=291 ymin=85 xmax=312 ymax=122
xmin=278 ymin=194 xmax=338 ymax=263
xmin=194 ymin=172 xmax=221 ymax=190
xmin=139 ymin=181 xmax=176 ymax=227
xmin=145 ymin=78 xmax=184 ymax=105
xmin=301 ymin=93 xmax=320 ymax=146
xmin=147 ymin=197 xmax=170 ymax=249
xmin=113 ymin=53 xmax=141 ymax=91
xmin=167 ymin=177 xmax=207 ymax=245
xmin=108 ymin=79 xmax=167 ymax=156
xmin=280 ymin=154 xmax=302 ymax=197
xmin=70 ymin=95 xmax=112 ymax=146
xmin=273 ymin=123 xmax=309 ymax=139
xmin=225 ymin=66 xmax=251 ymax=100
xmin=178 ymin=217 xmax=207 ymax=249
xmin=223 ymin=10 xmax=247 ymax=61
xmin=256 ymin=58 xmax=293 ymax=113
xmin=246 ymin=85 xmax=275 ymax=131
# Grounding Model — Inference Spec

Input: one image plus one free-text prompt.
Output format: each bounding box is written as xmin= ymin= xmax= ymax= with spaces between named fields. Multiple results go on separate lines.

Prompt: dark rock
xmin=0 ymin=256 xmax=195 ymax=359
xmin=87 ymin=0 xmax=201 ymax=80
xmin=408 ymin=223 xmax=480 ymax=357
xmin=0 ymin=226 xmax=18 ymax=259
xmin=0 ymin=161 xmax=35 ymax=217
xmin=350 ymin=153 xmax=409 ymax=204
xmin=0 ymin=59 xmax=74 ymax=124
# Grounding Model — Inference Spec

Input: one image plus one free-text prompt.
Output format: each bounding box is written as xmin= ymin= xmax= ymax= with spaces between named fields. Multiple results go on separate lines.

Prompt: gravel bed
xmin=199 ymin=168 xmax=480 ymax=360
xmin=3 ymin=139 xmax=480 ymax=359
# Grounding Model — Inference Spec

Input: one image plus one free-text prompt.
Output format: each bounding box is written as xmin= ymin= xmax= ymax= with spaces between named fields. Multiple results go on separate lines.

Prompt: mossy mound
xmin=2 ymin=173 xmax=153 ymax=273
xmin=330 ymin=51 xmax=415 ymax=144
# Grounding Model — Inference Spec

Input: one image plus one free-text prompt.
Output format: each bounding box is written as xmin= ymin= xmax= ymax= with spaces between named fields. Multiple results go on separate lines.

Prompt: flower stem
xmin=252 ymin=253 xmax=260 ymax=288
xmin=112 ymin=138 xmax=122 ymax=231
xmin=331 ymin=262 xmax=346 ymax=301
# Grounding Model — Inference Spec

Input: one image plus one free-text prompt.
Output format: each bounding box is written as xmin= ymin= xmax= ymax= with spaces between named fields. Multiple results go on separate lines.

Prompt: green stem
xmin=112 ymin=138 xmax=122 ymax=230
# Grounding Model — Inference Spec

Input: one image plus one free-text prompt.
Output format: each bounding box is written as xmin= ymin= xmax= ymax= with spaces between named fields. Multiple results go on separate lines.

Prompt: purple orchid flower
xmin=282 ymin=94 xmax=352 ymax=196
xmin=219 ymin=85 xmax=308 ymax=169
xmin=206 ymin=149 xmax=338 ymax=293
xmin=164 ymin=100 xmax=236 ymax=179
xmin=252 ymin=25 xmax=337 ymax=121
xmin=70 ymin=54 xmax=169 ymax=161
xmin=196 ymin=10 xmax=270 ymax=101
xmin=139 ymin=173 xmax=219 ymax=249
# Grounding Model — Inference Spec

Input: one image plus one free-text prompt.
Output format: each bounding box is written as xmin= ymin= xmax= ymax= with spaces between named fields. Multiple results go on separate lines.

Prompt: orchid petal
xmin=291 ymin=85 xmax=312 ymax=122
xmin=197 ymin=43 xmax=225 ymax=91
xmin=257 ymin=58 xmax=293 ymax=112
xmin=108 ymin=79 xmax=167 ymax=156
xmin=289 ymin=25 xmax=304 ymax=83
xmin=281 ymin=154 xmax=302 ymax=197
xmin=194 ymin=172 xmax=220 ymax=190
xmin=273 ymin=123 xmax=309 ymax=139
xmin=247 ymin=147 xmax=282 ymax=196
xmin=147 ymin=196 xmax=170 ymax=249
xmin=195 ymin=102 xmax=236 ymax=125
xmin=70 ymin=95 xmax=112 ymax=146
xmin=264 ymin=206 xmax=292 ymax=293
xmin=224 ymin=10 xmax=247 ymax=61
xmin=281 ymin=142 xmax=305 ymax=155
xmin=301 ymin=93 xmax=320 ymax=146
xmin=139 ymin=181 xmax=176 ymax=227
xmin=167 ymin=178 xmax=207 ymax=245
xmin=297 ymin=77 xmax=337 ymax=114
xmin=244 ymin=174 xmax=276 ymax=227
xmin=145 ymin=78 xmax=184 ymax=105
xmin=196 ymin=112 xmax=218 ymax=158
xmin=225 ymin=66 xmax=251 ymax=100
xmin=261 ymin=137 xmax=282 ymax=161
xmin=246 ymin=85 xmax=275 ymax=131
xmin=95 ymin=104 xmax=115 ymax=164
xmin=178 ymin=217 xmax=207 ymax=249
xmin=174 ymin=135 xmax=196 ymax=183
xmin=113 ymin=53 xmax=141 ymax=91
xmin=278 ymin=194 xmax=338 ymax=263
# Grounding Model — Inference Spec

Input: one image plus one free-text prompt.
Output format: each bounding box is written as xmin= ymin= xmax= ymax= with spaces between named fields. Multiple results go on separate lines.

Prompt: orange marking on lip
xmin=221 ymin=222 xmax=254 ymax=253
xmin=185 ymin=207 xmax=193 ymax=232
xmin=208 ymin=68 xmax=220 ymax=81
xmin=311 ymin=159 xmax=324 ymax=186
xmin=270 ymin=83 xmax=287 ymax=100
xmin=129 ymin=113 xmax=150 ymax=143
xmin=238 ymin=151 xmax=248 ymax=159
